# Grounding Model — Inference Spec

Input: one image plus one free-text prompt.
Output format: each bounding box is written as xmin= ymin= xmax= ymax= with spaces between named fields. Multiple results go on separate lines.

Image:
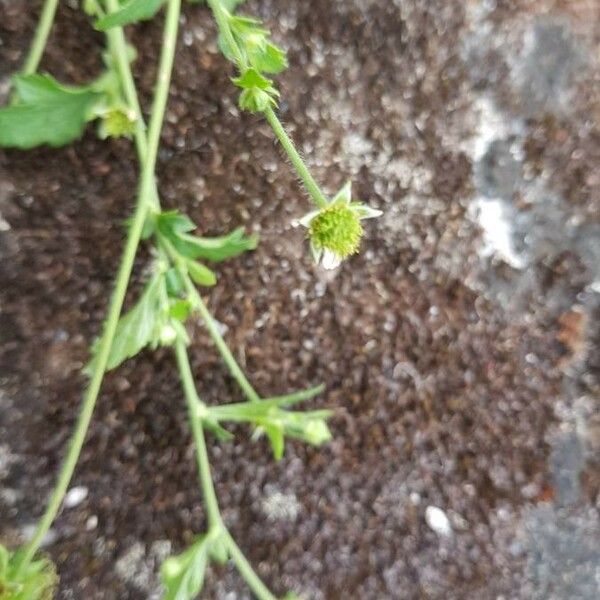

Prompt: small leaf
xmin=177 ymin=228 xmax=258 ymax=262
xmin=232 ymin=67 xmax=273 ymax=91
xmin=263 ymin=421 xmax=285 ymax=460
xmin=161 ymin=536 xmax=210 ymax=600
xmin=169 ymin=299 xmax=192 ymax=321
xmin=157 ymin=210 xmax=196 ymax=235
xmin=157 ymin=210 xmax=257 ymax=262
xmin=250 ymin=41 xmax=288 ymax=74
xmin=187 ymin=260 xmax=217 ymax=286
xmin=2 ymin=546 xmax=58 ymax=600
xmin=95 ymin=0 xmax=165 ymax=30
xmin=87 ymin=274 xmax=164 ymax=372
xmin=165 ymin=267 xmax=185 ymax=297
xmin=0 ymin=74 xmax=102 ymax=149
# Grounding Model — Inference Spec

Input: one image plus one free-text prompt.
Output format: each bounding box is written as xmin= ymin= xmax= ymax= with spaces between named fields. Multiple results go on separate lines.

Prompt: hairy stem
xmin=264 ymin=106 xmax=328 ymax=208
xmin=206 ymin=0 xmax=328 ymax=209
xmin=15 ymin=0 xmax=182 ymax=573
xmin=22 ymin=0 xmax=60 ymax=75
xmin=174 ymin=340 xmax=222 ymax=528
xmin=175 ymin=340 xmax=276 ymax=600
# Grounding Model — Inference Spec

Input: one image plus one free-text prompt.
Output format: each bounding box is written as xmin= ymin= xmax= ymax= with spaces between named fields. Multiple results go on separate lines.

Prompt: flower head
xmin=98 ymin=106 xmax=136 ymax=139
xmin=298 ymin=182 xmax=382 ymax=269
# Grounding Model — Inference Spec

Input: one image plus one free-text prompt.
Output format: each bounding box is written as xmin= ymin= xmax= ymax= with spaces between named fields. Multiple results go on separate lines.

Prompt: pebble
xmin=425 ymin=506 xmax=453 ymax=537
xmin=64 ymin=486 xmax=89 ymax=509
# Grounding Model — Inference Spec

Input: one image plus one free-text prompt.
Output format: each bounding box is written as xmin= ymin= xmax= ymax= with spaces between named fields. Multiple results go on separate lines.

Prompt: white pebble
xmin=425 ymin=505 xmax=453 ymax=537
xmin=64 ymin=486 xmax=88 ymax=508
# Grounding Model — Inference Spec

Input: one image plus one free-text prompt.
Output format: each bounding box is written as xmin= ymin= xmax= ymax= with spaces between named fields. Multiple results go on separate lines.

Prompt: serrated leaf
xmin=88 ymin=274 xmax=164 ymax=372
xmin=95 ymin=0 xmax=165 ymax=30
xmin=2 ymin=546 xmax=58 ymax=600
xmin=250 ymin=42 xmax=288 ymax=74
xmin=161 ymin=536 xmax=210 ymax=600
xmin=157 ymin=210 xmax=196 ymax=235
xmin=187 ymin=260 xmax=217 ymax=286
xmin=232 ymin=67 xmax=273 ymax=91
xmin=157 ymin=210 xmax=258 ymax=263
xmin=0 ymin=74 xmax=102 ymax=149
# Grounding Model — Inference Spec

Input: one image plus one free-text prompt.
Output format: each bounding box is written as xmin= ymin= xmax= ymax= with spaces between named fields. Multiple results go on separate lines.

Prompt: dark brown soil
xmin=1 ymin=1 xmax=599 ymax=599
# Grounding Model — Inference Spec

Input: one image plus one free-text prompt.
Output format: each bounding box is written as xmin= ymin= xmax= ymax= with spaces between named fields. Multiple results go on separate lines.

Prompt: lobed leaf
xmin=0 ymin=74 xmax=102 ymax=149
xmin=87 ymin=273 xmax=165 ymax=373
xmin=160 ymin=536 xmax=210 ymax=600
xmin=157 ymin=211 xmax=258 ymax=263
xmin=95 ymin=0 xmax=165 ymax=30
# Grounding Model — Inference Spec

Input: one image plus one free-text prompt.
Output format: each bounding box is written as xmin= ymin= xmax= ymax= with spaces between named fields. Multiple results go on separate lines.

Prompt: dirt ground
xmin=1 ymin=1 xmax=599 ymax=598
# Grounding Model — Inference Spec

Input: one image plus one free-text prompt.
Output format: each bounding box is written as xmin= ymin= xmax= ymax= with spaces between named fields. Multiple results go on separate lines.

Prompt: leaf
xmin=263 ymin=421 xmax=285 ymax=460
xmin=232 ymin=67 xmax=273 ymax=91
xmin=250 ymin=42 xmax=288 ymax=75
xmin=88 ymin=274 xmax=164 ymax=373
xmin=2 ymin=546 xmax=58 ymax=600
xmin=157 ymin=211 xmax=258 ymax=263
xmin=95 ymin=0 xmax=165 ymax=30
xmin=0 ymin=74 xmax=102 ymax=149
xmin=187 ymin=260 xmax=217 ymax=286
xmin=161 ymin=536 xmax=210 ymax=600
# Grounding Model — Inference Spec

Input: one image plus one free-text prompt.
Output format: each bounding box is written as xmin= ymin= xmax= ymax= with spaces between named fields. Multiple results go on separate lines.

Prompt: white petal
xmin=298 ymin=209 xmax=320 ymax=228
xmin=321 ymin=249 xmax=342 ymax=270
xmin=310 ymin=242 xmax=323 ymax=263
xmin=355 ymin=205 xmax=383 ymax=220
xmin=331 ymin=181 xmax=352 ymax=204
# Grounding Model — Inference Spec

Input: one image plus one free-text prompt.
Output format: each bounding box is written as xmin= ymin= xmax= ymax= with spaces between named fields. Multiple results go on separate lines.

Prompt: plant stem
xmin=22 ymin=0 xmax=59 ymax=75
xmin=264 ymin=106 xmax=328 ymax=208
xmin=174 ymin=340 xmax=222 ymax=528
xmin=103 ymin=0 xmax=148 ymax=162
xmin=15 ymin=0 xmax=182 ymax=574
xmin=226 ymin=533 xmax=277 ymax=600
xmin=184 ymin=277 xmax=261 ymax=403
xmin=205 ymin=0 xmax=328 ymax=209
xmin=174 ymin=340 xmax=276 ymax=600
xmin=206 ymin=0 xmax=246 ymax=68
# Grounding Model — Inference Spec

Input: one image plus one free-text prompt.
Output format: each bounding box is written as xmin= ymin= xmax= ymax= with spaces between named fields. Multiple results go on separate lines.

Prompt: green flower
xmin=98 ymin=106 xmax=136 ymax=139
xmin=298 ymin=182 xmax=382 ymax=269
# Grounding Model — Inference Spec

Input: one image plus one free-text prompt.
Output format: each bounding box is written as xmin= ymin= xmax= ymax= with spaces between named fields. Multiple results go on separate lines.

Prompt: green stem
xmin=206 ymin=0 xmax=246 ymax=68
xmin=174 ymin=340 xmax=276 ymax=600
xmin=205 ymin=0 xmax=328 ymax=210
xmin=174 ymin=340 xmax=221 ymax=528
xmin=22 ymin=0 xmax=59 ymax=75
xmin=15 ymin=0 xmax=182 ymax=574
xmin=264 ymin=106 xmax=328 ymax=208
xmin=226 ymin=533 xmax=277 ymax=600
xmin=103 ymin=0 xmax=148 ymax=162
xmin=185 ymin=277 xmax=261 ymax=403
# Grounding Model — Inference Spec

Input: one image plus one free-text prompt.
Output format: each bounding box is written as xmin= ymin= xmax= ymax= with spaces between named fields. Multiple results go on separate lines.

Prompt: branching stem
xmin=14 ymin=0 xmax=181 ymax=574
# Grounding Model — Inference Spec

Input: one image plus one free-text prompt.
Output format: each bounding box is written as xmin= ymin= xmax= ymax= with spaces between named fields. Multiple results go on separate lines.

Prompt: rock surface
xmin=1 ymin=0 xmax=599 ymax=598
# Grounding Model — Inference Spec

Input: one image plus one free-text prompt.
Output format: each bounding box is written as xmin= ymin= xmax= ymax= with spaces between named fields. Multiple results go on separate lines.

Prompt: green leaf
xmin=263 ymin=421 xmax=285 ymax=460
xmin=169 ymin=299 xmax=192 ymax=321
xmin=1 ymin=545 xmax=58 ymax=600
xmin=250 ymin=42 xmax=288 ymax=74
xmin=165 ymin=267 xmax=185 ymax=296
xmin=157 ymin=211 xmax=258 ymax=263
xmin=232 ymin=67 xmax=273 ymax=91
xmin=95 ymin=0 xmax=165 ymax=30
xmin=187 ymin=260 xmax=217 ymax=286
xmin=87 ymin=273 xmax=164 ymax=372
xmin=207 ymin=388 xmax=332 ymax=460
xmin=0 ymin=74 xmax=102 ymax=149
xmin=161 ymin=536 xmax=210 ymax=600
